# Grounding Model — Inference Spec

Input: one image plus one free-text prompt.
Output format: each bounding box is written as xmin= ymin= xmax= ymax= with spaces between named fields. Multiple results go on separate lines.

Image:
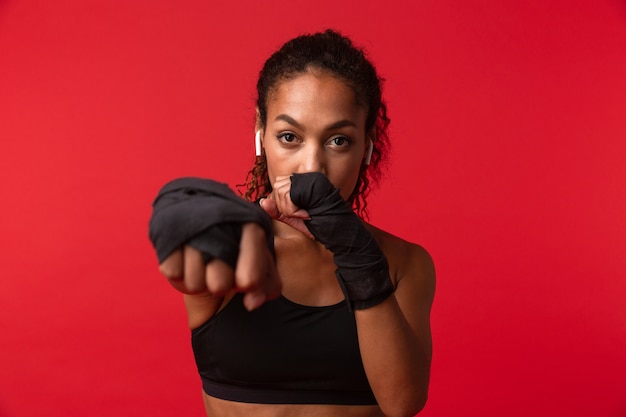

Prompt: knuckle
xmin=207 ymin=277 xmax=230 ymax=295
xmin=159 ymin=264 xmax=180 ymax=279
xmin=184 ymin=279 xmax=206 ymax=294
xmin=236 ymin=271 xmax=259 ymax=290
xmin=243 ymin=223 xmax=266 ymax=245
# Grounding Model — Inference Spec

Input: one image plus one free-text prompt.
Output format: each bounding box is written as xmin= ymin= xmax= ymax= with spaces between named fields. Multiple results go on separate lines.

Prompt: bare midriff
xmin=202 ymin=391 xmax=385 ymax=417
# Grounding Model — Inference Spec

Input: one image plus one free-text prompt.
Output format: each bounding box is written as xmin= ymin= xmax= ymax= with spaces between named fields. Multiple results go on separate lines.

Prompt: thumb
xmin=276 ymin=215 xmax=315 ymax=240
xmin=260 ymin=197 xmax=314 ymax=239
xmin=259 ymin=197 xmax=280 ymax=219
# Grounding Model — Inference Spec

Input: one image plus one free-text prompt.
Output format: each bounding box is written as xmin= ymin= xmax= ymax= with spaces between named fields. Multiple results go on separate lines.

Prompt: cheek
xmin=330 ymin=157 xmax=364 ymax=200
xmin=264 ymin=146 xmax=295 ymax=185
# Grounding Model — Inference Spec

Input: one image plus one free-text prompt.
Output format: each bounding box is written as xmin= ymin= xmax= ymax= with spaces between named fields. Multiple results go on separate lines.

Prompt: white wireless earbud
xmin=255 ymin=130 xmax=262 ymax=157
xmin=364 ymin=140 xmax=373 ymax=165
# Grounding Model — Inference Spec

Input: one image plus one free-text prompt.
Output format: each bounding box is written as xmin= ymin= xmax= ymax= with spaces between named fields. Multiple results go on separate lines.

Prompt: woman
xmin=151 ymin=30 xmax=435 ymax=417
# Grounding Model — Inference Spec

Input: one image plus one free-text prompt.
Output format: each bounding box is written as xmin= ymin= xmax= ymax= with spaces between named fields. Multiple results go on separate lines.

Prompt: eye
xmin=328 ymin=136 xmax=352 ymax=147
xmin=277 ymin=132 xmax=297 ymax=143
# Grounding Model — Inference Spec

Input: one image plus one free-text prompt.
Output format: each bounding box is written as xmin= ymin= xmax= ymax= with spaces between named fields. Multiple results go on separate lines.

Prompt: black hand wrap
xmin=149 ymin=177 xmax=273 ymax=269
xmin=290 ymin=172 xmax=394 ymax=311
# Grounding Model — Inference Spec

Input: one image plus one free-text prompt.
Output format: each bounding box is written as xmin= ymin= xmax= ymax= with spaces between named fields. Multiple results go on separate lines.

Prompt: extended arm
xmin=149 ymin=178 xmax=281 ymax=310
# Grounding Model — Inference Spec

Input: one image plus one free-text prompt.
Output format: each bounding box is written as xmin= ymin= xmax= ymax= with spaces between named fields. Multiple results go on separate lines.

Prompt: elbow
xmin=380 ymin=393 xmax=428 ymax=417
xmin=412 ymin=394 xmax=428 ymax=416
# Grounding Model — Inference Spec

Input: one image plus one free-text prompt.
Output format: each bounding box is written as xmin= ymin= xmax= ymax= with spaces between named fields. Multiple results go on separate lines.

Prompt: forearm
xmin=355 ymin=295 xmax=431 ymax=417
xmin=289 ymin=172 xmax=432 ymax=415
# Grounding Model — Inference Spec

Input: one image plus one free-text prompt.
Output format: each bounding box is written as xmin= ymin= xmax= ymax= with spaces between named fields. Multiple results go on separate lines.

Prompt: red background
xmin=1 ymin=1 xmax=625 ymax=416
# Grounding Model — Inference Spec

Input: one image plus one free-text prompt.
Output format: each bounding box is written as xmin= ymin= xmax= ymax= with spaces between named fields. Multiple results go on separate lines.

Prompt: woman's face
xmin=260 ymin=70 xmax=371 ymax=201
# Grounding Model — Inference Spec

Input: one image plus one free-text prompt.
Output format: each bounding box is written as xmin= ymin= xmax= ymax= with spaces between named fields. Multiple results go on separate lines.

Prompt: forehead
xmin=266 ymin=71 xmax=366 ymax=124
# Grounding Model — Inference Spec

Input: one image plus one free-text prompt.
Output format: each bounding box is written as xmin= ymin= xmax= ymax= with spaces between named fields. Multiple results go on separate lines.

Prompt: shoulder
xmin=366 ymin=224 xmax=435 ymax=304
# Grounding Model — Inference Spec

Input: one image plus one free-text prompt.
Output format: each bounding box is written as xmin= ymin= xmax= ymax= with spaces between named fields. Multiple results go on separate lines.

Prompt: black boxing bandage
xmin=290 ymin=172 xmax=394 ymax=311
xmin=149 ymin=177 xmax=273 ymax=269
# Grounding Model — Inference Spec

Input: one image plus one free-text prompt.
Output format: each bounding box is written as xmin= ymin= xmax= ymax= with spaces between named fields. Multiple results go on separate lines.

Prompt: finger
xmin=235 ymin=223 xmax=267 ymax=291
xmin=272 ymin=178 xmax=305 ymax=218
xmin=262 ymin=191 xmax=313 ymax=238
xmin=272 ymin=176 xmax=292 ymax=199
xmin=159 ymin=248 xmax=184 ymax=279
xmin=291 ymin=208 xmax=310 ymax=219
xmin=243 ymin=239 xmax=283 ymax=310
xmin=243 ymin=290 xmax=267 ymax=312
xmin=273 ymin=175 xmax=291 ymax=184
xmin=276 ymin=215 xmax=315 ymax=240
xmin=160 ymin=249 xmax=192 ymax=292
xmin=237 ymin=223 xmax=283 ymax=310
xmin=183 ymin=246 xmax=208 ymax=294
xmin=205 ymin=258 xmax=235 ymax=295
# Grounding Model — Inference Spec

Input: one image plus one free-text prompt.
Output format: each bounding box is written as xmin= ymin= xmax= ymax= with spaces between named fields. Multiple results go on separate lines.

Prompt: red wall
xmin=1 ymin=1 xmax=625 ymax=416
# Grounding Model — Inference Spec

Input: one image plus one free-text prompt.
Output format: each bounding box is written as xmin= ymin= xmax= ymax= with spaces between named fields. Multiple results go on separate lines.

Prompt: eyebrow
xmin=274 ymin=114 xmax=358 ymax=131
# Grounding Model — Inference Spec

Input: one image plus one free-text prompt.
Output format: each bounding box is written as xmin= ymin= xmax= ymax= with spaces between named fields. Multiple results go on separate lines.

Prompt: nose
xmin=299 ymin=143 xmax=326 ymax=174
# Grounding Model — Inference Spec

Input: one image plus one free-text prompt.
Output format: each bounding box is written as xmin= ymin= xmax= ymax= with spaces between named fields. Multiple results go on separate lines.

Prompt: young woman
xmin=151 ymin=29 xmax=435 ymax=417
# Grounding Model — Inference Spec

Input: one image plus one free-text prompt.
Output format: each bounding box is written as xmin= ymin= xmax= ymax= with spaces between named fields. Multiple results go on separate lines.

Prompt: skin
xmin=159 ymin=70 xmax=435 ymax=417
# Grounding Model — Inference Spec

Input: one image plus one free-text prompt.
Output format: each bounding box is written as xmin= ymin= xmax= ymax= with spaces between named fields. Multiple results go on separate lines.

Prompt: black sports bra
xmin=191 ymin=292 xmax=377 ymax=405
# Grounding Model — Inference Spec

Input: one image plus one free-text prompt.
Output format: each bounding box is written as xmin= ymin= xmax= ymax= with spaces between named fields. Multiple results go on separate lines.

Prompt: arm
xmin=355 ymin=241 xmax=435 ymax=417
xmin=284 ymin=172 xmax=434 ymax=415
xmin=150 ymin=178 xmax=281 ymax=311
